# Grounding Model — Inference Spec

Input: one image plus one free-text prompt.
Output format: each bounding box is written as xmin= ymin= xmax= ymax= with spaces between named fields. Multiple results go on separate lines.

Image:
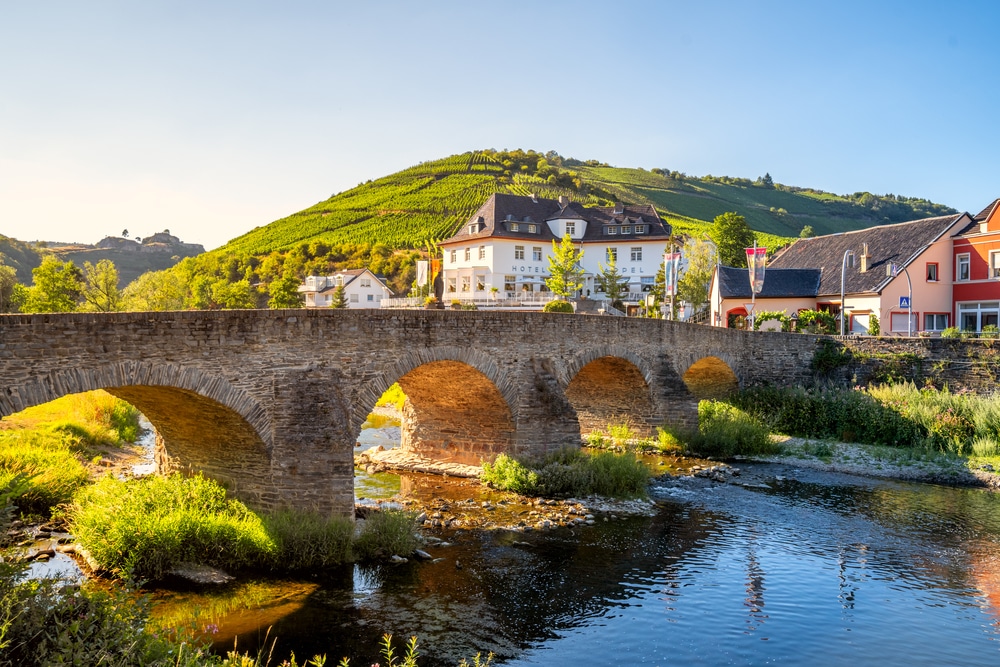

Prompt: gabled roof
xmin=975 ymin=199 xmax=1000 ymax=222
xmin=768 ymin=213 xmax=968 ymax=296
xmin=441 ymin=193 xmax=671 ymax=245
xmin=717 ymin=265 xmax=822 ymax=299
xmin=298 ymin=269 xmax=390 ymax=294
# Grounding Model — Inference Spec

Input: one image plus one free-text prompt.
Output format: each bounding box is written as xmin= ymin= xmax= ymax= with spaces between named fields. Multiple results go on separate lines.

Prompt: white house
xmin=437 ymin=193 xmax=673 ymax=307
xmin=298 ymin=269 xmax=393 ymax=308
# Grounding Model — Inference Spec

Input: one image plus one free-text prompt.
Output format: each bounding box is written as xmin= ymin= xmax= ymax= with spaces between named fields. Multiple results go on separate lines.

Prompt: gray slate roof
xmin=442 ymin=193 xmax=671 ymax=245
xmin=768 ymin=214 xmax=967 ymax=296
xmin=717 ymin=265 xmax=822 ymax=299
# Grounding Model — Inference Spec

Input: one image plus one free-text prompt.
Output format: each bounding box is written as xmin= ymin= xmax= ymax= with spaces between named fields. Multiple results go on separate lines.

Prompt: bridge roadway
xmin=0 ymin=309 xmax=820 ymax=516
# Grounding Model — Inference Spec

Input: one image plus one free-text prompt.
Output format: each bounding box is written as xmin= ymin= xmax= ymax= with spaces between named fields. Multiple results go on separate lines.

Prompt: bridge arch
xmin=563 ymin=346 xmax=658 ymax=437
xmin=678 ymin=353 xmax=741 ymax=400
xmin=356 ymin=348 xmax=517 ymax=464
xmin=3 ymin=360 xmax=275 ymax=508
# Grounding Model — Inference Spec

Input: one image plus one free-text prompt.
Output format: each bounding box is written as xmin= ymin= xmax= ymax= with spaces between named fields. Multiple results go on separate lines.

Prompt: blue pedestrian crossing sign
xmin=899 ymin=296 xmax=911 ymax=309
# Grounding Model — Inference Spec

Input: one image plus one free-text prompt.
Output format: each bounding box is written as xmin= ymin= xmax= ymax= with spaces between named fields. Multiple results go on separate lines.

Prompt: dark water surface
xmin=150 ymin=463 xmax=1000 ymax=666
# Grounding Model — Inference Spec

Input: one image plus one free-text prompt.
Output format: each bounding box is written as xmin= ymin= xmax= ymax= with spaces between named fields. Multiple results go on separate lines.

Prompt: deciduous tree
xmin=81 ymin=259 xmax=123 ymax=312
xmin=677 ymin=237 xmax=717 ymax=317
xmin=122 ymin=270 xmax=186 ymax=311
xmin=268 ymin=273 xmax=304 ymax=308
xmin=22 ymin=257 xmax=82 ymax=313
xmin=710 ymin=212 xmax=755 ymax=268
xmin=594 ymin=254 xmax=628 ymax=307
xmin=545 ymin=234 xmax=585 ymax=299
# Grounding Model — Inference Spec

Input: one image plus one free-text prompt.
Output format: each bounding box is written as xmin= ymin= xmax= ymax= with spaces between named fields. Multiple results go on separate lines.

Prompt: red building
xmin=953 ymin=199 xmax=1000 ymax=332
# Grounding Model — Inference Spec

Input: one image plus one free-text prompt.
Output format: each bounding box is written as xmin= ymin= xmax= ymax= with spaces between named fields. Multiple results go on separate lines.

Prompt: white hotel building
xmin=437 ymin=193 xmax=673 ymax=306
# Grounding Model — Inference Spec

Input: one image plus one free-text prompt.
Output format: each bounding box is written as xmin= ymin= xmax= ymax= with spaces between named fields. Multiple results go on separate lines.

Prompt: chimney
xmin=530 ymin=192 xmax=538 ymax=203
xmin=558 ymin=195 xmax=569 ymax=207
xmin=860 ymin=243 xmax=870 ymax=273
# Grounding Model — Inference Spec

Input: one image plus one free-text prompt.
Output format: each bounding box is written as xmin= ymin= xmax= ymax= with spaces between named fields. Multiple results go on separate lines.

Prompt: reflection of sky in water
xmin=148 ymin=461 xmax=1000 ymax=667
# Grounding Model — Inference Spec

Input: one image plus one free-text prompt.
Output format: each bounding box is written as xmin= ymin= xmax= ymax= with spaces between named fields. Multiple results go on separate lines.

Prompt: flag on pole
xmin=416 ymin=261 xmax=429 ymax=288
xmin=664 ymin=252 xmax=681 ymax=296
xmin=746 ymin=246 xmax=767 ymax=295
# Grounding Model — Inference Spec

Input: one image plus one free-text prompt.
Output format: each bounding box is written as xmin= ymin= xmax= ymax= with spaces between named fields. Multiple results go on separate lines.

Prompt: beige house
xmin=710 ymin=212 xmax=971 ymax=334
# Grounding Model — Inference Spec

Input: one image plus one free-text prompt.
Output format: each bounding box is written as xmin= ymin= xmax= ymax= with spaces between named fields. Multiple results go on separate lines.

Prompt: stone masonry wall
xmin=0 ymin=310 xmax=822 ymax=516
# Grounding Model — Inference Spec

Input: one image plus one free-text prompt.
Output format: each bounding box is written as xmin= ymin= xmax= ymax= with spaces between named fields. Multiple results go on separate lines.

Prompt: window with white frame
xmin=926 ymin=263 xmax=938 ymax=282
xmin=959 ymin=302 xmax=1000 ymax=332
xmin=504 ymin=275 xmax=516 ymax=292
xmin=607 ymin=226 xmax=617 ymax=235
xmin=510 ymin=222 xmax=519 ymax=232
xmin=957 ymin=253 xmax=971 ymax=281
xmin=447 ymin=277 xmax=456 ymax=293
xmin=515 ymin=245 xmax=525 ymax=260
xmin=622 ymin=225 xmax=632 ymax=234
xmin=461 ymin=276 xmax=471 ymax=292
xmin=528 ymin=224 xmax=537 ymax=233
xmin=635 ymin=225 xmax=645 ymax=234
xmin=464 ymin=247 xmax=471 ymax=261
xmin=350 ymin=293 xmax=359 ymax=303
xmin=924 ymin=313 xmax=949 ymax=331
xmin=533 ymin=247 xmax=542 ymax=261
xmin=991 ymin=251 xmax=1000 ymax=278
xmin=631 ymin=247 xmax=642 ymax=261
xmin=360 ymin=278 xmax=371 ymax=288
xmin=478 ymin=245 xmax=486 ymax=260
xmin=565 ymin=222 xmax=576 ymax=235
xmin=475 ymin=275 xmax=486 ymax=291
xmin=450 ymin=249 xmax=457 ymax=263
xmin=641 ymin=276 xmax=655 ymax=291
xmin=607 ymin=247 xmax=618 ymax=262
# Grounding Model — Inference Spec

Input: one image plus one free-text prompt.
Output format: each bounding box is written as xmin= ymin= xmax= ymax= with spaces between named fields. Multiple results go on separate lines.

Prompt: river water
xmin=147 ymin=457 xmax=1000 ymax=666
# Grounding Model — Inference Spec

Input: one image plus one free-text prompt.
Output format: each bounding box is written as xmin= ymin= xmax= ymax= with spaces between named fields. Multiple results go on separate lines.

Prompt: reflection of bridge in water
xmin=0 ymin=310 xmax=818 ymax=515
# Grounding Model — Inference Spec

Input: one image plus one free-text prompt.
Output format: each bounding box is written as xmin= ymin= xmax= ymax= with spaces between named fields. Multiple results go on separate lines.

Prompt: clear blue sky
xmin=2 ymin=1 xmax=998 ymax=249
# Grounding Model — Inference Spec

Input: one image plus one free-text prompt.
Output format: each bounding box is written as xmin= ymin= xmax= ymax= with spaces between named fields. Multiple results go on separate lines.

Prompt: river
xmin=147 ymin=458 xmax=1000 ymax=666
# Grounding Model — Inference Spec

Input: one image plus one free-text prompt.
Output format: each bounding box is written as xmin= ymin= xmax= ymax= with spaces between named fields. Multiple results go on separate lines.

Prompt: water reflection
xmin=149 ymin=462 xmax=1000 ymax=666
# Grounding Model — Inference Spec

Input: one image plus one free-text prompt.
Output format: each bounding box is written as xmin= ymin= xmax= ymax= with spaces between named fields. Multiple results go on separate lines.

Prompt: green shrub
xmin=868 ymin=313 xmax=880 ymax=336
xmin=354 ymin=509 xmax=419 ymax=560
xmin=981 ymin=324 xmax=999 ymax=339
xmin=941 ymin=326 xmax=964 ymax=339
xmin=753 ymin=310 xmax=789 ymax=332
xmin=482 ymin=449 xmax=648 ymax=498
xmin=688 ymin=401 xmax=779 ymax=458
xmin=481 ymin=454 xmax=540 ymax=494
xmin=71 ymin=474 xmax=275 ymax=581
xmin=811 ymin=339 xmax=852 ymax=375
xmin=796 ymin=309 xmax=837 ymax=334
xmin=543 ymin=300 xmax=574 ymax=313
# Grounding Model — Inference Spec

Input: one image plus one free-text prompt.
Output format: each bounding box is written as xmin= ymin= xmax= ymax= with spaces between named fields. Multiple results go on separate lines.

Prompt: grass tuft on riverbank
xmin=0 ymin=391 xmax=141 ymax=518
xmin=70 ymin=473 xmax=415 ymax=581
xmin=482 ymin=448 xmax=649 ymax=499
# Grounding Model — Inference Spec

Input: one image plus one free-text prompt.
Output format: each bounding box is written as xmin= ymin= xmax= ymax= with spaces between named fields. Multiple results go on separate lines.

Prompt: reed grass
xmin=482 ymin=448 xmax=649 ymax=499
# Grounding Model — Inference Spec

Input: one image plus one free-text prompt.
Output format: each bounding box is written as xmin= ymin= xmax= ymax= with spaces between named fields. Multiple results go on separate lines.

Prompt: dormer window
xmin=565 ymin=222 xmax=576 ymax=235
xmin=635 ymin=225 xmax=645 ymax=234
xmin=335 ymin=275 xmax=344 ymax=287
xmin=468 ymin=224 xmax=477 ymax=234
xmin=528 ymin=224 xmax=537 ymax=233
xmin=607 ymin=226 xmax=617 ymax=235
xmin=505 ymin=214 xmax=513 ymax=221
xmin=613 ymin=203 xmax=624 ymax=214
xmin=622 ymin=225 xmax=632 ymax=235
xmin=510 ymin=222 xmax=520 ymax=232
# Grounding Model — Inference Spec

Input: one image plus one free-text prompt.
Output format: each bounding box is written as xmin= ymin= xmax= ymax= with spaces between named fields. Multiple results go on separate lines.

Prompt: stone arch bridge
xmin=0 ymin=310 xmax=820 ymax=516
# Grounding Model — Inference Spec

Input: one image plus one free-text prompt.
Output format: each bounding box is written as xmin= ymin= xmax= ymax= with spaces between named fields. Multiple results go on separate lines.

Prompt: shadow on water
xmin=147 ymin=455 xmax=1000 ymax=667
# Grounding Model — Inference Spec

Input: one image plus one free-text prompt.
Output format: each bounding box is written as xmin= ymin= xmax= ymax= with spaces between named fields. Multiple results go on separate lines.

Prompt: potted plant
xmin=424 ymin=296 xmax=438 ymax=310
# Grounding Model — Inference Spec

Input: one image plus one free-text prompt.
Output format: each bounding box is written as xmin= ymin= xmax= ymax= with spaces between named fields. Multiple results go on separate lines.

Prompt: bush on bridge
xmin=542 ymin=299 xmax=574 ymax=313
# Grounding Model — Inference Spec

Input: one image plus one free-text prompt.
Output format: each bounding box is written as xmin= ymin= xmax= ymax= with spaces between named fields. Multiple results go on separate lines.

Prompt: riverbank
xmin=756 ymin=435 xmax=1000 ymax=489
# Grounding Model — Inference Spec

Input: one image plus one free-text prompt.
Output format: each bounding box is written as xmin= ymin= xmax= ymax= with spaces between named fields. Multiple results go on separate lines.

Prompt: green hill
xmin=220 ymin=150 xmax=957 ymax=256
xmin=0 ymin=235 xmax=42 ymax=283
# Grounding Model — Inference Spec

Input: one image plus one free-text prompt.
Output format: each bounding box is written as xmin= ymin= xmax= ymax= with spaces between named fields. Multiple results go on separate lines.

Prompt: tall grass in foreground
xmin=70 ymin=473 xmax=410 ymax=581
xmin=482 ymin=448 xmax=649 ymax=499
